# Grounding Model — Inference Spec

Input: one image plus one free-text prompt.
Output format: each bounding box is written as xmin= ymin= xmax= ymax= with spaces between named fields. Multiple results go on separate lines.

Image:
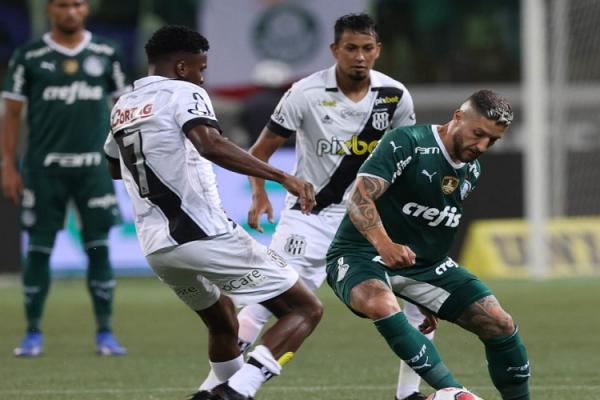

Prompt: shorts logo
xmin=371 ymin=111 xmax=390 ymax=130
xmin=88 ymin=194 xmax=118 ymax=209
xmin=441 ymin=176 xmax=459 ymax=195
xmin=435 ymin=258 xmax=458 ymax=275
xmin=221 ymin=269 xmax=267 ymax=292
xmin=284 ymin=234 xmax=306 ymax=256
xmin=336 ymin=257 xmax=349 ymax=282
xmin=267 ymin=248 xmax=287 ymax=268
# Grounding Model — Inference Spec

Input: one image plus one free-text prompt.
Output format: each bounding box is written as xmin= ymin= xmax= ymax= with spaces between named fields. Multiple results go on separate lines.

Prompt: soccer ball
xmin=426 ymin=387 xmax=483 ymax=400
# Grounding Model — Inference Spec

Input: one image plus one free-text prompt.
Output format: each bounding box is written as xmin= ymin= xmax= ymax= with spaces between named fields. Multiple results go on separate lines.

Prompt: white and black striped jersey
xmin=268 ymin=65 xmax=415 ymax=215
xmin=104 ymin=76 xmax=231 ymax=255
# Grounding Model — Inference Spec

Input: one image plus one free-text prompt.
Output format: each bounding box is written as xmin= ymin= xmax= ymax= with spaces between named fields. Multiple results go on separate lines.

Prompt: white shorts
xmin=270 ymin=209 xmax=343 ymax=291
xmin=146 ymin=225 xmax=299 ymax=310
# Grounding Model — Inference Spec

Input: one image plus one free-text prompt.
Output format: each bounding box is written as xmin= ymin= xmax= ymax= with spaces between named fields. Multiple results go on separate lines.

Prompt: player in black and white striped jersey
xmin=213 ymin=13 xmax=433 ymax=400
xmin=104 ymin=25 xmax=322 ymax=400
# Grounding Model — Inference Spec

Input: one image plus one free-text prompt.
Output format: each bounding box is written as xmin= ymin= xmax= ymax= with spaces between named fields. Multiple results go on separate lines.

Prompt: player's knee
xmin=300 ymin=293 xmax=323 ymax=329
xmin=478 ymin=310 xmax=515 ymax=339
xmin=361 ymin=296 xmax=401 ymax=320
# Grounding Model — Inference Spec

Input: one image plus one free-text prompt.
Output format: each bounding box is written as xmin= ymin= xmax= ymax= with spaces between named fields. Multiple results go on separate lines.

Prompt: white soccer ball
xmin=426 ymin=387 xmax=483 ymax=400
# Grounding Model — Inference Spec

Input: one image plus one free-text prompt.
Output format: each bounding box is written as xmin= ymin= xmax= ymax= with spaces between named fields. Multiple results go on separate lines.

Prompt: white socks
xmin=228 ymin=345 xmax=281 ymax=397
xmin=198 ymin=355 xmax=244 ymax=391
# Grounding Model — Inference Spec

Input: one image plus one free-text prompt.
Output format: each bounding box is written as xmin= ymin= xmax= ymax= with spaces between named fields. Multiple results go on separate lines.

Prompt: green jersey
xmin=2 ymin=31 xmax=129 ymax=172
xmin=327 ymin=124 xmax=481 ymax=268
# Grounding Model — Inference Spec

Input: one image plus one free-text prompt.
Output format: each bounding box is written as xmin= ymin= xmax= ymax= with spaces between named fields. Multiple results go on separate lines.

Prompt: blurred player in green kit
xmin=1 ymin=0 xmax=130 ymax=357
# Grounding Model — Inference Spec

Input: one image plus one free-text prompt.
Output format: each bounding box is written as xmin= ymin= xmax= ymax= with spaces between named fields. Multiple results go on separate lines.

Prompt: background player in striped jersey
xmin=326 ymin=90 xmax=530 ymax=400
xmin=1 ymin=0 xmax=129 ymax=357
xmin=202 ymin=13 xmax=430 ymax=400
xmin=104 ymin=25 xmax=322 ymax=400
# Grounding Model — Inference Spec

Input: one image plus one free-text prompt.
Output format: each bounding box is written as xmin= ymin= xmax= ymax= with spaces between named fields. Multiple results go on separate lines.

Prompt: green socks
xmin=86 ymin=245 xmax=115 ymax=332
xmin=374 ymin=312 xmax=461 ymax=389
xmin=23 ymin=251 xmax=51 ymax=332
xmin=482 ymin=329 xmax=530 ymax=400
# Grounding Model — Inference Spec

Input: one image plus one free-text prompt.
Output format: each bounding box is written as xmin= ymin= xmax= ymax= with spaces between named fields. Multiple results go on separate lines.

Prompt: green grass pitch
xmin=1 ymin=275 xmax=599 ymax=399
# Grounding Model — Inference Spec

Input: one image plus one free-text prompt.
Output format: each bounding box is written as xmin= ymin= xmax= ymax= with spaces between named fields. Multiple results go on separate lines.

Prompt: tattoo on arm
xmin=348 ymin=176 xmax=390 ymax=234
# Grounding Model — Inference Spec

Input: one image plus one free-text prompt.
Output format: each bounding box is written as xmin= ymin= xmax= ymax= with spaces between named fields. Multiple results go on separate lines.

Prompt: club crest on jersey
xmin=62 ymin=59 xmax=79 ymax=74
xmin=371 ymin=111 xmax=390 ymax=130
xmin=284 ymin=234 xmax=307 ymax=256
xmin=441 ymin=176 xmax=460 ymax=195
xmin=83 ymin=55 xmax=104 ymax=77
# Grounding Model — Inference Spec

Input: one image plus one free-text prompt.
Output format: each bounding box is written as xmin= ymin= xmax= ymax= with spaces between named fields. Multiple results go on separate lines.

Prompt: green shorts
xmin=326 ymin=252 xmax=492 ymax=322
xmin=21 ymin=168 xmax=121 ymax=240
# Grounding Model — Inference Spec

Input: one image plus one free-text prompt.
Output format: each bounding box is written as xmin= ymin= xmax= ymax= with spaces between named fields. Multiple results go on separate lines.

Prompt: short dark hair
xmin=145 ymin=25 xmax=209 ymax=63
xmin=468 ymin=89 xmax=513 ymax=127
xmin=334 ymin=13 xmax=379 ymax=43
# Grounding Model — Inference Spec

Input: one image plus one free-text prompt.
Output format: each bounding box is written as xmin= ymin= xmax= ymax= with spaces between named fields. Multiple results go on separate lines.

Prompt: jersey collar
xmin=325 ymin=64 xmax=383 ymax=92
xmin=133 ymin=76 xmax=176 ymax=90
xmin=431 ymin=125 xmax=465 ymax=170
xmin=43 ymin=30 xmax=92 ymax=57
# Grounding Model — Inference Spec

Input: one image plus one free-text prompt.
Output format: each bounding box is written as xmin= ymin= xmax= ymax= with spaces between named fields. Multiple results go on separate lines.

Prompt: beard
xmin=348 ymin=71 xmax=368 ymax=82
xmin=452 ymin=135 xmax=480 ymax=162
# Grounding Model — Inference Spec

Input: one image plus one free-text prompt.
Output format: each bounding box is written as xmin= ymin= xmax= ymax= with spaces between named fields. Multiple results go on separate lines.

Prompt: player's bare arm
xmin=348 ymin=175 xmax=416 ymax=268
xmin=454 ymin=295 xmax=515 ymax=340
xmin=186 ymin=124 xmax=316 ymax=214
xmin=247 ymin=128 xmax=288 ymax=232
xmin=1 ymin=98 xmax=25 ymax=204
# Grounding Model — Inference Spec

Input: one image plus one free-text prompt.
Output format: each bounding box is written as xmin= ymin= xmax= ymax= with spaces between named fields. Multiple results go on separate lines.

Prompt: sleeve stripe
xmin=1 ymin=91 xmax=27 ymax=102
xmin=182 ymin=117 xmax=223 ymax=135
xmin=266 ymin=119 xmax=295 ymax=138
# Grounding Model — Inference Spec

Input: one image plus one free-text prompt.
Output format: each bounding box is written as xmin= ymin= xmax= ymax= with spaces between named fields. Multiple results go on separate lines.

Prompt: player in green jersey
xmin=1 ymin=0 xmax=129 ymax=357
xmin=326 ymin=90 xmax=530 ymax=400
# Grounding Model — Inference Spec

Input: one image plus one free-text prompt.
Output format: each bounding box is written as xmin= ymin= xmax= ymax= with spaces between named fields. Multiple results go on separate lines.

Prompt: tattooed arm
xmin=348 ymin=176 xmax=416 ymax=269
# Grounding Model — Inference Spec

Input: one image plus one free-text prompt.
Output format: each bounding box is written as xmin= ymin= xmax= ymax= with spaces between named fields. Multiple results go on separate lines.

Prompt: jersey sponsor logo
xmin=421 ymin=169 xmax=437 ymax=183
xmin=316 ymin=135 xmax=379 ymax=156
xmin=62 ymin=59 xmax=79 ymax=74
xmin=341 ymin=109 xmax=367 ymax=119
xmin=402 ymin=202 xmax=462 ymax=227
xmin=320 ymin=100 xmax=336 ymax=107
xmin=83 ymin=55 xmax=104 ymax=77
xmin=460 ymin=180 xmax=472 ymax=200
xmin=441 ymin=176 xmax=460 ymax=195
xmin=40 ymin=61 xmax=55 ymax=72
xmin=392 ymin=156 xmax=412 ymax=182
xmin=283 ymin=234 xmax=307 ymax=256
xmin=88 ymin=194 xmax=118 ymax=209
xmin=434 ymin=258 xmax=459 ymax=275
xmin=371 ymin=111 xmax=390 ymax=130
xmin=221 ymin=269 xmax=267 ymax=292
xmin=374 ymin=95 xmax=400 ymax=106
xmin=111 ymin=103 xmax=154 ymax=129
xmin=414 ymin=146 xmax=440 ymax=155
xmin=43 ymin=152 xmax=102 ymax=167
xmin=24 ymin=46 xmax=52 ymax=60
xmin=42 ymin=81 xmax=103 ymax=104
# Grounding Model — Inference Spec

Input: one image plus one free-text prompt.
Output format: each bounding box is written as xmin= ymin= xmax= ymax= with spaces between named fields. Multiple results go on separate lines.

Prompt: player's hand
xmin=281 ymin=174 xmax=316 ymax=214
xmin=417 ymin=305 xmax=439 ymax=334
xmin=1 ymin=163 xmax=22 ymax=204
xmin=375 ymin=241 xmax=416 ymax=269
xmin=247 ymin=189 xmax=274 ymax=233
